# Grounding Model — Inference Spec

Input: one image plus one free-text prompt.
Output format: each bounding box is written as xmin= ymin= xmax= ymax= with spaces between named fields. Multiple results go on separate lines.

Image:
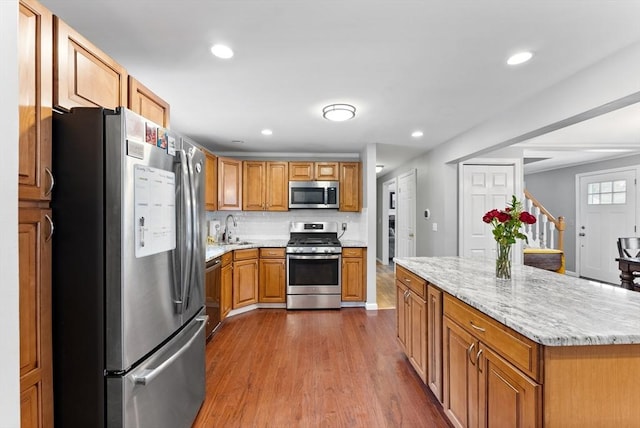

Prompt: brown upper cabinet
xmin=127 ymin=76 xmax=170 ymax=128
xmin=339 ymin=162 xmax=361 ymax=212
xmin=315 ymin=162 xmax=339 ymax=180
xmin=19 ymin=0 xmax=53 ymax=202
xmin=218 ymin=156 xmax=242 ymax=210
xmin=288 ymin=161 xmax=314 ymax=181
xmin=243 ymin=161 xmax=288 ymax=211
xmin=54 ymin=16 xmax=128 ymax=111
xmin=205 ymin=151 xmax=218 ymax=211
xmin=289 ymin=161 xmax=339 ymax=181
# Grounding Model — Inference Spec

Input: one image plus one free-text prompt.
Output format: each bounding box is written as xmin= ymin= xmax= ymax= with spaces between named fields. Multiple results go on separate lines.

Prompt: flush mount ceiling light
xmin=261 ymin=129 xmax=273 ymax=136
xmin=376 ymin=165 xmax=384 ymax=173
xmin=211 ymin=44 xmax=234 ymax=59
xmin=411 ymin=130 xmax=424 ymax=138
xmin=322 ymin=104 xmax=356 ymax=122
xmin=507 ymin=51 xmax=533 ymax=66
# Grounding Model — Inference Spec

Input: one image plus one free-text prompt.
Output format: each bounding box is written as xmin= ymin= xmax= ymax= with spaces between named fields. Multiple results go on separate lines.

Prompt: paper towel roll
xmin=208 ymin=221 xmax=220 ymax=240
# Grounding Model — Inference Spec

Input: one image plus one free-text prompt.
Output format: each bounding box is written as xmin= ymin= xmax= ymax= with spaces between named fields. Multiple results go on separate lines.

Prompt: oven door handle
xmin=287 ymin=254 xmax=341 ymax=260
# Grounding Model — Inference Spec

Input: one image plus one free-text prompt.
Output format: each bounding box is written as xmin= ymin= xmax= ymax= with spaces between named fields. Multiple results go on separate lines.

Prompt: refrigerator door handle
xmin=132 ymin=315 xmax=208 ymax=385
xmin=184 ymin=148 xmax=198 ymax=311
xmin=175 ymin=149 xmax=193 ymax=314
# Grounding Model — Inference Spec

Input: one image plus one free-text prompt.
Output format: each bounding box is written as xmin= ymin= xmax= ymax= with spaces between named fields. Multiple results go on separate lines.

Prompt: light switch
xmin=432 ymin=223 xmax=438 ymax=232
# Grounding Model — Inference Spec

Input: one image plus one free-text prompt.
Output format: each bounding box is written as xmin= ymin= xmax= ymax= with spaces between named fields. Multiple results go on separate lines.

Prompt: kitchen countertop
xmin=340 ymin=240 xmax=368 ymax=247
xmin=206 ymin=239 xmax=368 ymax=261
xmin=206 ymin=239 xmax=288 ymax=262
xmin=394 ymin=256 xmax=640 ymax=347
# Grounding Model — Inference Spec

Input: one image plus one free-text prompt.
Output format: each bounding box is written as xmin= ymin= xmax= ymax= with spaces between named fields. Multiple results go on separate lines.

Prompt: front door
xmin=578 ymin=168 xmax=637 ymax=284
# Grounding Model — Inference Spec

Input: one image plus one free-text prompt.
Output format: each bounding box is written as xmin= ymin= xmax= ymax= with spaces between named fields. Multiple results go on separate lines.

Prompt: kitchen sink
xmin=216 ymin=241 xmax=253 ymax=246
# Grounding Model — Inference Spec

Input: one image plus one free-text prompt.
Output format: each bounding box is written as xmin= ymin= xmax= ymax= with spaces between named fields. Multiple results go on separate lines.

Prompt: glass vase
xmin=496 ymin=243 xmax=513 ymax=280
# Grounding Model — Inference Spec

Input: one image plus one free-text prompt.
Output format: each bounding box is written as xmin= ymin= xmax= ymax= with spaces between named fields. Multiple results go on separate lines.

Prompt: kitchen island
xmin=394 ymin=256 xmax=640 ymax=428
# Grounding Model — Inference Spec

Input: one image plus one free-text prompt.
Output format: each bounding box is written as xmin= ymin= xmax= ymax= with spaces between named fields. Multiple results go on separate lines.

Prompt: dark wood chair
xmin=617 ymin=237 xmax=640 ymax=259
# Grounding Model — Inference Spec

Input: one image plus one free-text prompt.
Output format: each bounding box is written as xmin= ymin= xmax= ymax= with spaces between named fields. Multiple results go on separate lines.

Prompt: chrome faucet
xmin=224 ymin=214 xmax=237 ymax=244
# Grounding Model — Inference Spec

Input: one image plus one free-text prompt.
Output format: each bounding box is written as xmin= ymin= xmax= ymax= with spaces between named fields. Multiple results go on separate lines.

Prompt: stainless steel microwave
xmin=289 ymin=181 xmax=339 ymax=209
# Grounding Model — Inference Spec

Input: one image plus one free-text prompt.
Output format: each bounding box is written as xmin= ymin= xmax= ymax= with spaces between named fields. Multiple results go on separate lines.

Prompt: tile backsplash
xmin=206 ymin=209 xmax=367 ymax=241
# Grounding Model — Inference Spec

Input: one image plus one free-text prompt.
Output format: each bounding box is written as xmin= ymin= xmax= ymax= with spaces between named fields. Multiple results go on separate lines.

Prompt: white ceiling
xmin=515 ymin=102 xmax=640 ymax=174
xmin=40 ymin=0 xmax=640 ymax=175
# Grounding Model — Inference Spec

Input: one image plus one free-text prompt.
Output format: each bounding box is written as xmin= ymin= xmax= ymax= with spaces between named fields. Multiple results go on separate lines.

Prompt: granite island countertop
xmin=394 ymin=256 xmax=640 ymax=347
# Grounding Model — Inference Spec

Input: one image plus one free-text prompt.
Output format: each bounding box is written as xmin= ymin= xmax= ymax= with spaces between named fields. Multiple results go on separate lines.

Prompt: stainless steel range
xmin=286 ymin=222 xmax=342 ymax=309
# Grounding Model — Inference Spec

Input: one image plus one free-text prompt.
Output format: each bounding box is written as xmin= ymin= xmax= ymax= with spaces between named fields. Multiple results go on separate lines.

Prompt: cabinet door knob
xmin=467 ymin=342 xmax=476 ymax=365
xmin=44 ymin=167 xmax=55 ymax=196
xmin=470 ymin=322 xmax=486 ymax=332
xmin=476 ymin=349 xmax=484 ymax=372
xmin=45 ymin=214 xmax=54 ymax=242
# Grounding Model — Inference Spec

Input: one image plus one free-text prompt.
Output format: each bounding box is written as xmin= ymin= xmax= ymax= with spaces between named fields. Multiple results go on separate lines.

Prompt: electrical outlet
xmin=341 ymin=223 xmax=347 ymax=231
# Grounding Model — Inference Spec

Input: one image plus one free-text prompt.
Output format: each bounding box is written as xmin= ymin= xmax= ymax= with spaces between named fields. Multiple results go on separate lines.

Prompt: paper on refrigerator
xmin=134 ymin=165 xmax=176 ymax=257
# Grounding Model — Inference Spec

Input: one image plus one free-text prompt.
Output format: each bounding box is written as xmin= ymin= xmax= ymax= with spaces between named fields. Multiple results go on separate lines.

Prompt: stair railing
xmin=523 ymin=189 xmax=565 ymax=252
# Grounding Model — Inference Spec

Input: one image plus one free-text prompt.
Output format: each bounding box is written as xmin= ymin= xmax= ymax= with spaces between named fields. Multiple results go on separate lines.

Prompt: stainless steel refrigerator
xmin=52 ymin=107 xmax=207 ymax=428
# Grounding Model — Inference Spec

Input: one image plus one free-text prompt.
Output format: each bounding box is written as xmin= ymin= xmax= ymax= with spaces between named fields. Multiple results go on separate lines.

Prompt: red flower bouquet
xmin=482 ymin=195 xmax=536 ymax=279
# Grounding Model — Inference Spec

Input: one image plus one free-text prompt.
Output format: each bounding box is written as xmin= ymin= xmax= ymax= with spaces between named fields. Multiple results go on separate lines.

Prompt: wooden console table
xmin=616 ymin=257 xmax=640 ymax=291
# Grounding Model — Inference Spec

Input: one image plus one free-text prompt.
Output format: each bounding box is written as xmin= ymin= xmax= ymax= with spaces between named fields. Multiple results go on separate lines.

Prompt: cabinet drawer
xmin=444 ymin=294 xmax=540 ymax=380
xmin=259 ymin=248 xmax=286 ymax=258
xmin=396 ymin=265 xmax=426 ymax=299
xmin=221 ymin=252 xmax=233 ymax=267
xmin=342 ymin=247 xmax=363 ymax=258
xmin=234 ymin=248 xmax=259 ymax=261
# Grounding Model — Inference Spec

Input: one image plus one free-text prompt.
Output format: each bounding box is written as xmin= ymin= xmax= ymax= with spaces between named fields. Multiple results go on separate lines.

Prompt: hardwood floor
xmin=194 ymin=308 xmax=450 ymax=427
xmin=376 ymin=261 xmax=396 ymax=309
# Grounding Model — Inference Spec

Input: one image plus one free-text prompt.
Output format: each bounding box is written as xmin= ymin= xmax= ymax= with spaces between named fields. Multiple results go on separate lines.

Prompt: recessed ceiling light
xmin=411 ymin=130 xmax=424 ymax=138
xmin=261 ymin=129 xmax=273 ymax=136
xmin=507 ymin=51 xmax=533 ymax=66
xmin=211 ymin=44 xmax=234 ymax=59
xmin=322 ymin=104 xmax=356 ymax=122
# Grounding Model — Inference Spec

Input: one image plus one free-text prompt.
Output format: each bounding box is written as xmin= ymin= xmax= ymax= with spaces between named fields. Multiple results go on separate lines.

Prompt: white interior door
xmin=381 ymin=178 xmax=397 ymax=265
xmin=461 ymin=164 xmax=515 ymax=259
xmin=578 ymin=169 xmax=636 ymax=284
xmin=397 ymin=169 xmax=416 ymax=258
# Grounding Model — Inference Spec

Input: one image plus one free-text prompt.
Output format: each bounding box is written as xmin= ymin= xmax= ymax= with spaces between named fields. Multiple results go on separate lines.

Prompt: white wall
xmin=206 ymin=210 xmax=367 ymax=241
xmin=363 ymin=143 xmax=377 ymax=310
xmin=1 ymin=1 xmax=21 ymax=426
xmin=526 ymin=154 xmax=640 ymax=272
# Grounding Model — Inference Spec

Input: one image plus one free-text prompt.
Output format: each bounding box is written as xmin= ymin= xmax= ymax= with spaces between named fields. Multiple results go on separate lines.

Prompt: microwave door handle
xmin=324 ymin=187 xmax=328 ymax=206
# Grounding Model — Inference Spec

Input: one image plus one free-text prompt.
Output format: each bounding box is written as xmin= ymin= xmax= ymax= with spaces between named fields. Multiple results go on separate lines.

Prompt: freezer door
xmin=105 ymin=110 xmax=194 ymax=371
xmin=106 ymin=311 xmax=207 ymax=428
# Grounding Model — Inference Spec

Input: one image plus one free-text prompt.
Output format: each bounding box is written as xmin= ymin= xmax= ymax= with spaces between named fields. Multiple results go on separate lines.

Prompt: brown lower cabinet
xmin=232 ymin=249 xmax=259 ymax=308
xmin=220 ymin=252 xmax=233 ymax=320
xmin=426 ymin=285 xmax=443 ymax=402
xmin=19 ymin=207 xmax=53 ymax=428
xmin=258 ymin=248 xmax=286 ymax=303
xmin=396 ymin=280 xmax=427 ymax=382
xmin=443 ymin=316 xmax=540 ymax=428
xmin=341 ymin=247 xmax=366 ymax=301
xmin=397 ymin=266 xmax=541 ymax=428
